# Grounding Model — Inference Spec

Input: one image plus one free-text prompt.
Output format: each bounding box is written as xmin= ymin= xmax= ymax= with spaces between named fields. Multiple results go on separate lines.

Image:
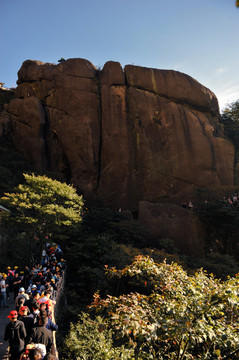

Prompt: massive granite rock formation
xmin=6 ymin=58 xmax=234 ymax=210
xmin=1 ymin=58 xmax=236 ymax=255
xmin=139 ymin=201 xmax=206 ymax=256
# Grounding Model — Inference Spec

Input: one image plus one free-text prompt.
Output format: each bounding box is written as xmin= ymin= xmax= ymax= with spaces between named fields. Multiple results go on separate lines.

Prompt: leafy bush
xmin=193 ymin=198 xmax=239 ymax=262
xmin=108 ymin=219 xmax=149 ymax=248
xmin=81 ymin=199 xmax=127 ymax=234
xmin=80 ymin=200 xmax=148 ymax=247
xmin=192 ymin=252 xmax=239 ymax=280
xmin=61 ymin=312 xmax=134 ymax=360
xmin=83 ymin=256 xmax=239 ymax=359
xmin=153 ymin=237 xmax=179 ymax=254
xmin=65 ymin=234 xmax=137 ymax=302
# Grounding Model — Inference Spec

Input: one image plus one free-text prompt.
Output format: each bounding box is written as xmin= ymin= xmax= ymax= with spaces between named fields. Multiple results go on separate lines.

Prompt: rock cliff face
xmin=6 ymin=58 xmax=234 ymax=211
xmin=139 ymin=201 xmax=206 ymax=256
xmin=1 ymin=58 xmax=236 ymax=256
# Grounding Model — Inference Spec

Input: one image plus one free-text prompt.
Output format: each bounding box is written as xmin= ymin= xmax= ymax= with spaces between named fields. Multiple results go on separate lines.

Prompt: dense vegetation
xmin=1 ymin=97 xmax=239 ymax=358
xmin=220 ymin=100 xmax=239 ymax=170
xmin=63 ymin=256 xmax=239 ymax=359
xmin=57 ymin=196 xmax=239 ymax=359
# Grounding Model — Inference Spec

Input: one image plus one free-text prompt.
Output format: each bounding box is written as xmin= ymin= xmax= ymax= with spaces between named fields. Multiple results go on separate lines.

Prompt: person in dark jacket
xmin=28 ymin=301 xmax=40 ymax=325
xmin=25 ymin=290 xmax=40 ymax=313
xmin=12 ymin=272 xmax=22 ymax=299
xmin=4 ymin=310 xmax=27 ymax=360
xmin=29 ymin=310 xmax=53 ymax=355
xmin=18 ymin=306 xmax=34 ymax=344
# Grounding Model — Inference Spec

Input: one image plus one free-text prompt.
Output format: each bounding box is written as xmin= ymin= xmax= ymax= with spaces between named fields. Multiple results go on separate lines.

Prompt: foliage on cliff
xmin=0 ymin=87 xmax=14 ymax=112
xmin=220 ymin=100 xmax=239 ymax=150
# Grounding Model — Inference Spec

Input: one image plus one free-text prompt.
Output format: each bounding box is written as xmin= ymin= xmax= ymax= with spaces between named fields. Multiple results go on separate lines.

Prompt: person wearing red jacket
xmin=38 ymin=290 xmax=56 ymax=316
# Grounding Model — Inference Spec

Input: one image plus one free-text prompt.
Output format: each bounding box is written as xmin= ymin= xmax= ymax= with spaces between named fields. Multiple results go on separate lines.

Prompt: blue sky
xmin=1 ymin=0 xmax=239 ymax=111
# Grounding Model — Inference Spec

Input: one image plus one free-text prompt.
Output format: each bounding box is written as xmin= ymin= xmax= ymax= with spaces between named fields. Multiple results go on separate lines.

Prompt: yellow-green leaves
xmin=88 ymin=256 xmax=239 ymax=358
xmin=0 ymin=173 xmax=84 ymax=259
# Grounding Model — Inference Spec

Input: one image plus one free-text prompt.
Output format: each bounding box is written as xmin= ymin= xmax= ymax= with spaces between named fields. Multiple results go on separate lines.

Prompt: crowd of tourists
xmin=223 ymin=193 xmax=239 ymax=206
xmin=0 ymin=243 xmax=66 ymax=360
xmin=181 ymin=193 xmax=239 ymax=210
xmin=181 ymin=200 xmax=194 ymax=210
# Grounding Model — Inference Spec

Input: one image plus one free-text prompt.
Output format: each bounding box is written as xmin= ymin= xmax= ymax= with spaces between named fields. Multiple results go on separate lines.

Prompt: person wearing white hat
xmin=15 ymin=287 xmax=29 ymax=308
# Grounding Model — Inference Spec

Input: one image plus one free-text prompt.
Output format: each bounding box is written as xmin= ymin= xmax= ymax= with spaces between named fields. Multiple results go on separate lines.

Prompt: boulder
xmin=124 ymin=65 xmax=219 ymax=114
xmin=138 ymin=201 xmax=205 ymax=256
xmin=124 ymin=88 xmax=234 ymax=207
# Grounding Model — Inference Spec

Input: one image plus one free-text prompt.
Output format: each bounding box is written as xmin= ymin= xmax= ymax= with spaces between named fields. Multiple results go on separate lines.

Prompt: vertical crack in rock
xmin=43 ymin=104 xmax=72 ymax=183
xmin=193 ymin=111 xmax=216 ymax=171
xmin=42 ymin=103 xmax=50 ymax=171
xmin=124 ymin=70 xmax=138 ymax=176
xmin=124 ymin=68 xmax=141 ymax=209
xmin=179 ymin=106 xmax=194 ymax=154
xmin=95 ymin=69 xmax=102 ymax=187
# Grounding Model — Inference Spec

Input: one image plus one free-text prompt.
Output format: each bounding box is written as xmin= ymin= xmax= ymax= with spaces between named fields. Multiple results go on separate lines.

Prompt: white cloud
xmin=215 ymin=67 xmax=228 ymax=74
xmin=216 ymin=84 xmax=239 ymax=111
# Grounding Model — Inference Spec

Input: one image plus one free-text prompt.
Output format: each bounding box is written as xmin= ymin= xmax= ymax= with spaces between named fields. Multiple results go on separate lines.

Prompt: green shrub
xmin=62 ymin=312 xmax=134 ymax=360
xmin=153 ymin=237 xmax=179 ymax=254
xmin=87 ymin=256 xmax=239 ymax=359
xmin=108 ymin=219 xmax=149 ymax=248
xmin=81 ymin=199 xmax=127 ymax=235
xmin=193 ymin=252 xmax=239 ymax=280
xmin=193 ymin=198 xmax=239 ymax=263
xmin=65 ymin=234 xmax=136 ymax=301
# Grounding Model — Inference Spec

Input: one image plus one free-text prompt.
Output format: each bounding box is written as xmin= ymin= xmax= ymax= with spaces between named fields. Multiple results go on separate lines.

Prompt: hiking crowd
xmin=223 ymin=193 xmax=239 ymax=206
xmin=0 ymin=243 xmax=66 ymax=360
xmin=181 ymin=193 xmax=239 ymax=210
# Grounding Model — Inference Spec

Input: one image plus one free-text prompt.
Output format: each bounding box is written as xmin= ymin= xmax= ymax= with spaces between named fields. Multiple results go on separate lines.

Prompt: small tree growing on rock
xmin=0 ymin=173 xmax=84 ymax=263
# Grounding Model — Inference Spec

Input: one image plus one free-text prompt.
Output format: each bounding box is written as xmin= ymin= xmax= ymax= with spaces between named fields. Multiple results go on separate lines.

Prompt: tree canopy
xmin=220 ymin=100 xmax=239 ymax=149
xmin=222 ymin=100 xmax=239 ymax=122
xmin=0 ymin=173 xmax=84 ymax=263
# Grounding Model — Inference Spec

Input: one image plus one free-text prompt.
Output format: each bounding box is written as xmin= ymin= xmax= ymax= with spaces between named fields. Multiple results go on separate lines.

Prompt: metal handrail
xmin=51 ymin=269 xmax=66 ymax=359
